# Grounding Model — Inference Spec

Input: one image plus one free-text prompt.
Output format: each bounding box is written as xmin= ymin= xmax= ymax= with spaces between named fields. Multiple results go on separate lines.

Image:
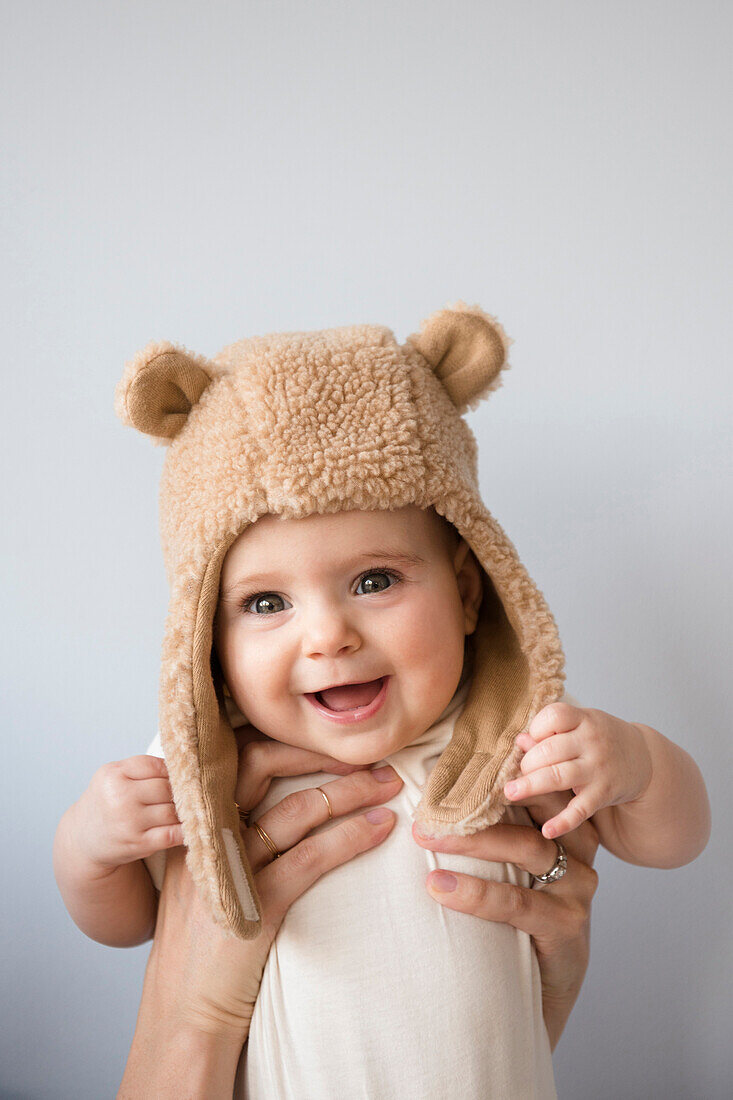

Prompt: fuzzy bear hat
xmin=114 ymin=302 xmax=565 ymax=940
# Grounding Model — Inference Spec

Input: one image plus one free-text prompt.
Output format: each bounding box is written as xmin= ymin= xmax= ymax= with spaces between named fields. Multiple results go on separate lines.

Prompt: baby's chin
xmin=305 ymin=723 xmax=424 ymax=767
xmin=258 ymin=721 xmax=422 ymax=768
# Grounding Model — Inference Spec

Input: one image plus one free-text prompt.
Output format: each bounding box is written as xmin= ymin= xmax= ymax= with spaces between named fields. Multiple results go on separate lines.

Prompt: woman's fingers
xmin=244 ymin=765 xmax=403 ymax=872
xmin=235 ymin=738 xmax=369 ymax=811
xmin=412 ymin=793 xmax=600 ymax=873
xmin=415 ymin=797 xmax=601 ymax=922
xmin=423 ymin=854 xmax=598 ymax=944
xmin=413 ymin=792 xmax=601 ymax=904
xmin=412 ymin=821 xmax=561 ymax=880
xmin=254 ymin=801 xmax=398 ymax=931
xmin=234 ymin=723 xmax=365 ymax=777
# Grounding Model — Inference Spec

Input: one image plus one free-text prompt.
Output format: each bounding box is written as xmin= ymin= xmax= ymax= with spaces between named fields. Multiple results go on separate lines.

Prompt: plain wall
xmin=2 ymin=2 xmax=730 ymax=1097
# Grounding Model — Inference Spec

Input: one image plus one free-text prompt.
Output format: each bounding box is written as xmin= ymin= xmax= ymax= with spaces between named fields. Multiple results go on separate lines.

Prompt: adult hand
xmin=118 ymin=731 xmax=404 ymax=1099
xmin=412 ymin=789 xmax=600 ymax=1051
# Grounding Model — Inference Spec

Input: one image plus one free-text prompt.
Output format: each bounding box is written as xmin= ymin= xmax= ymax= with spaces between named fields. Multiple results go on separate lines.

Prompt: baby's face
xmin=213 ymin=505 xmax=482 ymax=765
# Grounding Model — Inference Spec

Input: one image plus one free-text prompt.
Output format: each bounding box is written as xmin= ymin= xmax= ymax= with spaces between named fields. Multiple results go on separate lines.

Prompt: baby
xmin=54 ymin=502 xmax=711 ymax=1094
xmin=54 ymin=305 xmax=710 ymax=1098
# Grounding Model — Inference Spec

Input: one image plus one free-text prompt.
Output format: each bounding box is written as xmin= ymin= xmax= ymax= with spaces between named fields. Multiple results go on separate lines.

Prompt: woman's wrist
xmin=118 ymin=981 xmax=247 ymax=1098
xmin=537 ymin=922 xmax=591 ymax=1052
xmin=542 ymin=990 xmax=578 ymax=1052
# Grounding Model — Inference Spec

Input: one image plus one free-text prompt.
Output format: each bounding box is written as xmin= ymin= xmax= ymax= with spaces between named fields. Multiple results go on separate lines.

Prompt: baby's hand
xmin=74 ymin=755 xmax=183 ymax=873
xmin=503 ymin=702 xmax=653 ymax=839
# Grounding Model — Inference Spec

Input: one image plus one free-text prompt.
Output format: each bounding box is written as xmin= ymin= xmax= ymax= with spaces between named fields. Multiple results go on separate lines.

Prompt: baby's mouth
xmin=311 ymin=678 xmax=385 ymax=712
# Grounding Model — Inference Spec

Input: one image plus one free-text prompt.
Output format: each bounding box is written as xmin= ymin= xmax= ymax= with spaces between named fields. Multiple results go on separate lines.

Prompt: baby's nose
xmin=301 ymin=607 xmax=362 ymax=659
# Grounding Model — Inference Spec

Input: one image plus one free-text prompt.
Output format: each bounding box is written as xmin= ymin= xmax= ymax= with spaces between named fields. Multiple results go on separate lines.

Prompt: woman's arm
xmin=119 ymin=980 xmax=245 ymax=1098
xmin=120 ymin=1028 xmax=242 ymax=1100
xmin=118 ymin=844 xmax=248 ymax=1099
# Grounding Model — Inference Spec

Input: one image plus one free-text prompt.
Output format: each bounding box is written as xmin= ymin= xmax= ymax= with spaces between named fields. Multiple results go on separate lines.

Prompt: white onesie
xmin=145 ymin=684 xmax=579 ymax=1099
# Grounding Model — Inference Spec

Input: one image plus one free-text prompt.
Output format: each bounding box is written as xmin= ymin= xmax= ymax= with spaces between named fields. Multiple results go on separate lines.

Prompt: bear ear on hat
xmin=114 ymin=340 xmax=216 ymax=445
xmin=405 ymin=301 xmax=514 ymax=415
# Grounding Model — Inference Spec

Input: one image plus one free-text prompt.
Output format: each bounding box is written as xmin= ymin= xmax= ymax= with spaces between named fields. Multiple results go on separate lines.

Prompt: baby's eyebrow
xmin=220 ymin=549 xmax=427 ymax=597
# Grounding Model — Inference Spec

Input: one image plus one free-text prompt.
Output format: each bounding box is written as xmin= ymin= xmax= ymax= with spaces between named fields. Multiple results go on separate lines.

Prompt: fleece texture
xmin=115 ymin=301 xmax=565 ymax=939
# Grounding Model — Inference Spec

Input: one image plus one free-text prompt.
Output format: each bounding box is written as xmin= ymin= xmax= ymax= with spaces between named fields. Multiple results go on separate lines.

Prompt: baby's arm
xmin=504 ymin=701 xmax=711 ymax=869
xmin=53 ymin=755 xmax=182 ymax=947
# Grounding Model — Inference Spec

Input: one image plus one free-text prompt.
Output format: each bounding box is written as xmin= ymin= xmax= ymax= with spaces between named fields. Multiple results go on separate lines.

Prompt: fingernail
xmin=414 ymin=827 xmax=435 ymax=840
xmin=371 ymin=765 xmax=399 ymax=783
xmin=429 ymin=871 xmax=457 ymax=892
xmin=505 ymin=782 xmax=519 ymax=797
xmin=365 ymin=807 xmax=392 ymax=824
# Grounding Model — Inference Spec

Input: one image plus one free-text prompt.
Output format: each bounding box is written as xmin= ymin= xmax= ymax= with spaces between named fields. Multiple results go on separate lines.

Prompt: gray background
xmin=2 ymin=2 xmax=730 ymax=1097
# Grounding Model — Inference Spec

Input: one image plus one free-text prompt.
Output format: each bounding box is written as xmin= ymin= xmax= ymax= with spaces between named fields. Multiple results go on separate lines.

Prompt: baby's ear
xmin=114 ymin=340 xmax=216 ymax=445
xmin=405 ymin=301 xmax=513 ymax=414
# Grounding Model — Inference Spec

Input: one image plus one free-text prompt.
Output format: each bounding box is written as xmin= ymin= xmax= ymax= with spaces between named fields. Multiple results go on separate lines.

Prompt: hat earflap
xmin=405 ymin=300 xmax=513 ymax=414
xmin=114 ymin=341 xmax=216 ymax=445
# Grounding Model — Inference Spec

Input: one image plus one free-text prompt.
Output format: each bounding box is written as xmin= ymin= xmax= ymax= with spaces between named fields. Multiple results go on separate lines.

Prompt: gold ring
xmin=239 ymin=786 xmax=333 ymax=862
xmin=252 ymin=822 xmax=281 ymax=859
xmin=315 ymin=786 xmax=333 ymax=819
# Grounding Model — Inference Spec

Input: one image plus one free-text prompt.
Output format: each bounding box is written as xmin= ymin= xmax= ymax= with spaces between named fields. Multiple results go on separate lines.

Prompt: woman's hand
xmin=412 ymin=789 xmax=600 ymax=1051
xmin=118 ymin=732 xmax=403 ymax=1099
xmin=171 ymin=732 xmax=404 ymax=1040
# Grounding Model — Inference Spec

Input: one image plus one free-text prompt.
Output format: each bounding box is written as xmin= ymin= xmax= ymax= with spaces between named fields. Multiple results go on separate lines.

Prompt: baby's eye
xmin=356 ymin=570 xmax=400 ymax=595
xmin=241 ymin=593 xmax=290 ymax=615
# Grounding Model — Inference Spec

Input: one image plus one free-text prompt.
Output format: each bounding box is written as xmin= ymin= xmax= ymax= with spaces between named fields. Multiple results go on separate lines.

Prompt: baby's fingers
xmin=518 ymin=732 xmax=580 ymax=777
xmin=504 ymin=759 xmax=586 ymax=803
xmin=540 ymin=793 xmax=598 ymax=839
xmin=138 ymin=803 xmax=185 ymax=855
xmin=134 ymin=776 xmax=175 ymax=807
xmin=527 ymin=701 xmax=583 ymax=741
xmin=118 ymin=754 xmax=171 ymax=781
xmin=140 ymin=823 xmax=185 ymax=853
